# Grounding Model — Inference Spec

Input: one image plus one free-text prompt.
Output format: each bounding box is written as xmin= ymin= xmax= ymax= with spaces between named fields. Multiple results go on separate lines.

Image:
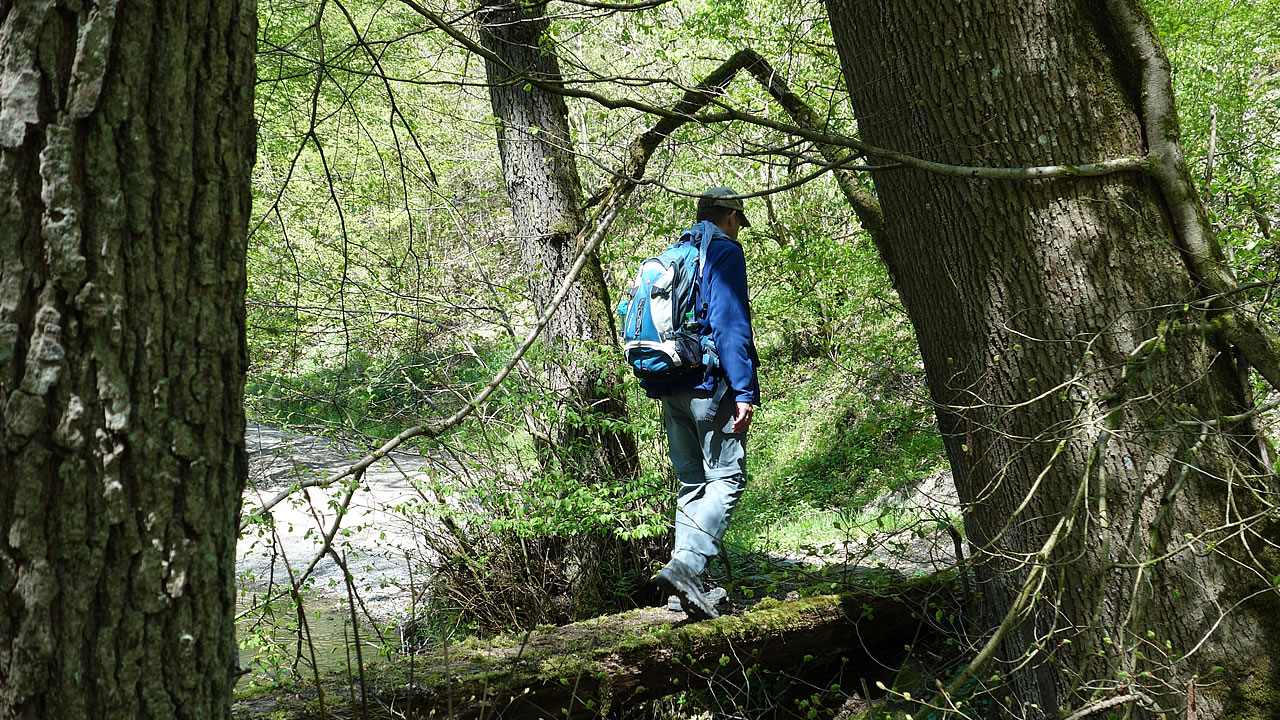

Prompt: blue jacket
xmin=643 ymin=221 xmax=761 ymax=405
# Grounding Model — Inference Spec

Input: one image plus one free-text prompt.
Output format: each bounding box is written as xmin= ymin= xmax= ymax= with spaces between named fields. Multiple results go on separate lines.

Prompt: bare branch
xmin=242 ymin=193 xmax=627 ymax=527
xmin=1061 ymin=693 xmax=1153 ymax=720
xmin=401 ymin=0 xmax=1148 ymax=183
xmin=549 ymin=0 xmax=674 ymax=10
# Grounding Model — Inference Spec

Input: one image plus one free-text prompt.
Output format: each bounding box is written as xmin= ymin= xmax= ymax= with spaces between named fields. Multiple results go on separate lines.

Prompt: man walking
xmin=648 ymin=187 xmax=760 ymax=620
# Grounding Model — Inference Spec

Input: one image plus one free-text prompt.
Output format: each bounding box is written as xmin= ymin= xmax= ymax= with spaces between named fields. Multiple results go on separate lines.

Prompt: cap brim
xmin=739 ymin=213 xmax=751 ymax=227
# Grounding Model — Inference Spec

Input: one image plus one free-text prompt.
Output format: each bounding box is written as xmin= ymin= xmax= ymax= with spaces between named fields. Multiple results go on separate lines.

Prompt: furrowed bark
xmin=478 ymin=0 xmax=638 ymax=481
xmin=824 ymin=0 xmax=1280 ymax=716
xmin=0 ymin=1 xmax=255 ymax=718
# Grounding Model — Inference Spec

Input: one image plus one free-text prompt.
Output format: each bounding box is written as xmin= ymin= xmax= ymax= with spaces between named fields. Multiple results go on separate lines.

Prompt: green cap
xmin=697 ymin=186 xmax=751 ymax=227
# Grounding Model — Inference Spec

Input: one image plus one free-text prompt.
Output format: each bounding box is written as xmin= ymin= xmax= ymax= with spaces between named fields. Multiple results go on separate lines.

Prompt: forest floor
xmin=706 ymin=469 xmax=959 ymax=615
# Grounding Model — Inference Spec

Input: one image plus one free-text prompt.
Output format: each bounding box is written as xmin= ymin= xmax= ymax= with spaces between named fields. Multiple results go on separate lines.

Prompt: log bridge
xmin=233 ymin=575 xmax=954 ymax=719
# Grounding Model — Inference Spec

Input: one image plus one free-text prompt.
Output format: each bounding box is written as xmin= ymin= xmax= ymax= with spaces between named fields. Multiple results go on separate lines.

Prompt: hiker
xmin=649 ymin=187 xmax=761 ymax=620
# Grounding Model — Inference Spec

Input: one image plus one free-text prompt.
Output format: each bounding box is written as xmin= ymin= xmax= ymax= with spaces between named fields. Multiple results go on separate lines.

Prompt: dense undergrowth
xmin=242 ymin=341 xmax=945 ymax=528
xmin=242 ymin=229 xmax=947 ymax=564
xmin=237 ymin=207 xmax=953 ymax=696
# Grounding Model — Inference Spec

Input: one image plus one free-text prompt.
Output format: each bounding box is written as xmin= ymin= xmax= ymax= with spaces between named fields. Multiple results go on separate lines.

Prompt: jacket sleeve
xmin=705 ymin=241 xmax=760 ymax=405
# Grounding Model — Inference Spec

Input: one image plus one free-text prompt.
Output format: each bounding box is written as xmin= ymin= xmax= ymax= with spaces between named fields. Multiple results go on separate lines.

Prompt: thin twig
xmin=341 ymin=550 xmax=371 ymax=720
xmin=243 ymin=200 xmax=626 ymax=526
xmin=1062 ymin=693 xmax=1152 ymax=720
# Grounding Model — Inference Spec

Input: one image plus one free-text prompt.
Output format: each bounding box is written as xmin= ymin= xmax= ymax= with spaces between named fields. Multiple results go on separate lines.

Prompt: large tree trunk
xmin=826 ymin=0 xmax=1279 ymax=717
xmin=477 ymin=0 xmax=637 ymax=481
xmin=0 ymin=2 xmax=255 ymax=718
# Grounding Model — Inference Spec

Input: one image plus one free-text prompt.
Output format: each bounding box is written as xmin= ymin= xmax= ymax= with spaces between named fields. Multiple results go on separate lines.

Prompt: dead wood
xmin=233 ymin=573 xmax=957 ymax=719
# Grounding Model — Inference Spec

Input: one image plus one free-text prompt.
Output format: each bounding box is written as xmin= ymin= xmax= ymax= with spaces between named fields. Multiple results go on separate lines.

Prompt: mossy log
xmin=233 ymin=575 xmax=955 ymax=719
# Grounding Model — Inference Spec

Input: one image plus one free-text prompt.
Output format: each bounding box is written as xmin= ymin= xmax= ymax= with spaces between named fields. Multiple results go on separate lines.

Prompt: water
xmin=235 ymin=592 xmax=398 ymax=688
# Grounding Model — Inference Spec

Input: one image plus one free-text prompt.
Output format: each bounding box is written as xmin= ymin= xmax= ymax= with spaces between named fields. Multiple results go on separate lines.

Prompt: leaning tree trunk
xmin=0 ymin=2 xmax=255 ymax=719
xmin=477 ymin=0 xmax=637 ymax=482
xmin=826 ymin=0 xmax=1279 ymax=717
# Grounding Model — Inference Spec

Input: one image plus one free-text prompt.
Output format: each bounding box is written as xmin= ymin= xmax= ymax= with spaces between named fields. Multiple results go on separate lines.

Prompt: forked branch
xmin=1104 ymin=0 xmax=1280 ymax=392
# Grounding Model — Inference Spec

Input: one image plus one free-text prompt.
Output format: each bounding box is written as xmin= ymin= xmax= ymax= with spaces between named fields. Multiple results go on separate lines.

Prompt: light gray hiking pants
xmin=661 ymin=386 xmax=748 ymax=576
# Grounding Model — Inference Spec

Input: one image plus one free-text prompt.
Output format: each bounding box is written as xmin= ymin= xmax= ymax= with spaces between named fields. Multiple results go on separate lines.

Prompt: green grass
xmin=729 ymin=352 xmax=947 ymax=555
xmin=725 ymin=507 xmax=850 ymax=553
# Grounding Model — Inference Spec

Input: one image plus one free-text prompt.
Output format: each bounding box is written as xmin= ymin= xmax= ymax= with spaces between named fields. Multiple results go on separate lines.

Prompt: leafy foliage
xmin=236 ymin=5 xmax=1280 ymax=715
xmin=1154 ymin=0 xmax=1280 ymax=291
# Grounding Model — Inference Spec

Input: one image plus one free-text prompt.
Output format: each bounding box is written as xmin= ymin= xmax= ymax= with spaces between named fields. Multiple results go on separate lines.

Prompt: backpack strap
xmin=696 ymin=232 xmax=714 ymax=321
xmin=698 ymin=232 xmax=712 ymax=282
xmin=678 ymin=223 xmax=717 ymax=322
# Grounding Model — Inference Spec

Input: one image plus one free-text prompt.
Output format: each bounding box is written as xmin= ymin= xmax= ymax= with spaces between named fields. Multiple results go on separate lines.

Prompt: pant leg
xmin=663 ymin=388 xmax=748 ymax=575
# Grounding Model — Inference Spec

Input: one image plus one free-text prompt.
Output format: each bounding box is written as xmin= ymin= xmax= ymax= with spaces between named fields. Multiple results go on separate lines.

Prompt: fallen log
xmin=233 ymin=573 xmax=957 ymax=719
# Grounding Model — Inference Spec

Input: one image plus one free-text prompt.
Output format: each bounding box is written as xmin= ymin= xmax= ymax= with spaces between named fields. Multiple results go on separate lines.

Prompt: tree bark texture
xmin=825 ymin=0 xmax=1279 ymax=717
xmin=478 ymin=0 xmax=637 ymax=480
xmin=0 ymin=1 xmax=255 ymax=719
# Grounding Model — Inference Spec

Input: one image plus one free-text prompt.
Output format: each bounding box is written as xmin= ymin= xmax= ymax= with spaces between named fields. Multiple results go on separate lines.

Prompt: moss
xmin=229 ymin=585 xmax=946 ymax=719
xmin=614 ymin=630 xmax=665 ymax=653
xmin=1235 ymin=667 xmax=1279 ymax=712
xmin=548 ymin=216 xmax=579 ymax=237
xmin=537 ymin=653 xmax=605 ymax=681
xmin=233 ymin=681 xmax=284 ymax=702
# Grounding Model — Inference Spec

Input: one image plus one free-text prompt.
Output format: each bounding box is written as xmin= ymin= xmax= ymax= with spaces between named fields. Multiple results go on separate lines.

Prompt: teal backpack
xmin=617 ymin=233 xmax=718 ymax=379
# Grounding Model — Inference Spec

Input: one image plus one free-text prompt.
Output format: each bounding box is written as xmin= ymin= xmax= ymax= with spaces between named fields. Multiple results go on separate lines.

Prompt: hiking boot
xmin=656 ymin=558 xmax=720 ymax=620
xmin=668 ymin=586 xmax=727 ymax=612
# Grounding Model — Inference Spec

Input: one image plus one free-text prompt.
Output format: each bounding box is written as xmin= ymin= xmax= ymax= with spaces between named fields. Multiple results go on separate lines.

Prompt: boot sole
xmin=656 ymin=566 xmax=719 ymax=620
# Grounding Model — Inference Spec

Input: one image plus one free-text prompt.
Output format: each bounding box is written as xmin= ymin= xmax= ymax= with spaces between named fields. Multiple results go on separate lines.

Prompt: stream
xmin=236 ymin=424 xmax=438 ymax=681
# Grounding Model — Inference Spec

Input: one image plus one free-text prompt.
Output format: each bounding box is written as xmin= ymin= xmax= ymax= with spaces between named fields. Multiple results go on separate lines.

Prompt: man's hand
xmin=731 ymin=401 xmax=755 ymax=433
